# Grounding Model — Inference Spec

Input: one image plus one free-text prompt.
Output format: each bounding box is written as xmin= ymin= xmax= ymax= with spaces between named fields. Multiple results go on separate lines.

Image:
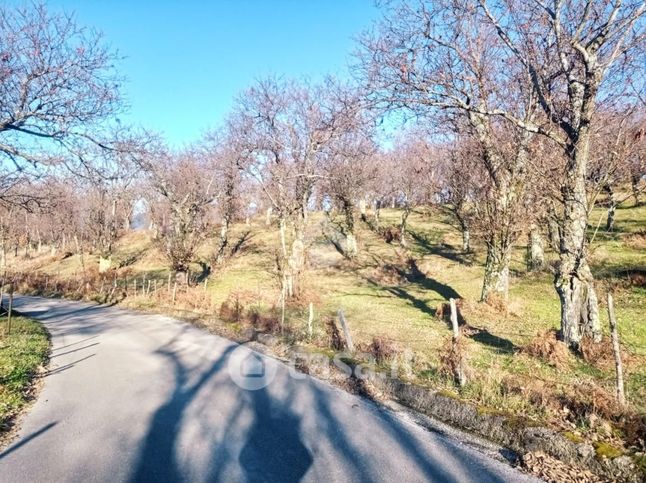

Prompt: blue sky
xmin=40 ymin=0 xmax=380 ymax=147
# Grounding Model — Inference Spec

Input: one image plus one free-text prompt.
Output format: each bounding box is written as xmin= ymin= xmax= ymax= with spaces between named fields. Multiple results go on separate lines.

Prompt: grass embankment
xmin=0 ymin=315 xmax=49 ymax=436
xmin=5 ymin=201 xmax=646 ymax=457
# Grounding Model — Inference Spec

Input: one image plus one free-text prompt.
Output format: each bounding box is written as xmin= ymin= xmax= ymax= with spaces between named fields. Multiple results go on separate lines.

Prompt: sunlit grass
xmin=7 ymin=201 xmax=646 ymax=418
xmin=0 ymin=316 xmax=49 ymax=431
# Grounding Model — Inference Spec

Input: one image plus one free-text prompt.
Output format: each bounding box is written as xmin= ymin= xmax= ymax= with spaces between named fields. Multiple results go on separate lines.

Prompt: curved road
xmin=0 ymin=296 xmax=539 ymax=482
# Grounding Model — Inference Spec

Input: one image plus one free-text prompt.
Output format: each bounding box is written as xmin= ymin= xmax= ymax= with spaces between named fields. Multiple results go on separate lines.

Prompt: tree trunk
xmin=606 ymin=202 xmax=617 ymax=232
xmin=36 ymin=228 xmax=42 ymax=253
xmin=631 ymin=173 xmax=641 ymax=206
xmin=555 ymin=137 xmax=601 ymax=349
xmin=481 ymin=241 xmax=511 ymax=302
xmin=215 ymin=217 xmax=229 ymax=264
xmin=358 ymin=199 xmax=367 ymax=222
xmin=301 ymin=190 xmax=309 ymax=223
xmin=374 ymin=200 xmax=381 ymax=226
xmin=605 ymin=184 xmax=617 ymax=232
xmin=527 ymin=226 xmax=545 ymax=272
xmin=547 ymin=216 xmax=560 ymax=251
xmin=344 ymin=201 xmax=358 ymax=258
xmin=556 ymin=258 xmax=601 ymax=347
xmin=461 ymin=228 xmax=470 ymax=253
xmin=174 ymin=270 xmax=188 ymax=286
xmin=287 ymin=222 xmax=306 ymax=298
xmin=345 ymin=233 xmax=357 ymax=258
xmin=469 ymin=111 xmax=527 ymax=306
xmin=400 ymin=206 xmax=410 ymax=247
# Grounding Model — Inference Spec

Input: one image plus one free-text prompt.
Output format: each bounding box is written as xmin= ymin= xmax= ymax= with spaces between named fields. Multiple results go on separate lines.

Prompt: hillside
xmin=5 ymin=202 xmax=646 ymax=457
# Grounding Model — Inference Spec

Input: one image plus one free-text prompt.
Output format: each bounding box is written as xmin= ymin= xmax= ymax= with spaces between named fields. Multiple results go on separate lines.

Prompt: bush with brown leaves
xmin=247 ymin=308 xmax=281 ymax=333
xmin=522 ymin=329 xmax=571 ymax=368
xmin=580 ymin=335 xmax=634 ymax=371
xmin=559 ymin=382 xmax=619 ymax=423
xmin=218 ymin=294 xmax=245 ymax=322
xmin=379 ymin=225 xmax=401 ymax=244
xmin=439 ymin=335 xmax=470 ymax=386
xmin=360 ymin=336 xmax=400 ymax=364
xmin=326 ymin=318 xmax=345 ymax=350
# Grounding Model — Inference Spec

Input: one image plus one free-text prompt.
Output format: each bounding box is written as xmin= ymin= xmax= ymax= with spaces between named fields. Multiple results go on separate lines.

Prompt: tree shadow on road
xmin=237 ymin=384 xmax=313 ymax=482
xmin=128 ymin=337 xmax=314 ymax=483
xmin=128 ymin=335 xmax=237 ymax=483
xmin=126 ymin=322 xmax=519 ymax=482
xmin=0 ymin=422 xmax=58 ymax=460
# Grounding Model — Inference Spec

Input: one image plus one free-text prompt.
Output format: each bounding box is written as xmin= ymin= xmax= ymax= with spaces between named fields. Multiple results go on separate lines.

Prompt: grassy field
xmin=6 ymin=201 xmax=646 ymax=452
xmin=0 ymin=315 xmax=49 ymax=436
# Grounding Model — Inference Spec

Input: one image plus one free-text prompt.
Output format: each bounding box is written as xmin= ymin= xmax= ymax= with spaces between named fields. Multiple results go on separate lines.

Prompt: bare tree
xmin=322 ymin=129 xmax=376 ymax=258
xmin=386 ymin=133 xmax=437 ymax=248
xmin=360 ymin=0 xmax=646 ymax=347
xmin=437 ymin=138 xmax=482 ymax=254
xmin=588 ymin=108 xmax=646 ymax=231
xmin=358 ymin=1 xmax=538 ymax=303
xmin=473 ymin=0 xmax=646 ymax=347
xmin=138 ymin=148 xmax=217 ymax=279
xmin=234 ymin=77 xmax=364 ymax=297
xmin=202 ymin=129 xmax=244 ymax=265
xmin=0 ymin=3 xmax=124 ymax=207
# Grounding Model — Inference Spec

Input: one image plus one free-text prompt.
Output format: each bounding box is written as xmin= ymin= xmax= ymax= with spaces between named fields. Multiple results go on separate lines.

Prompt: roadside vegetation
xmin=4 ymin=198 xmax=645 ymax=462
xmin=0 ymin=315 xmax=49 ymax=438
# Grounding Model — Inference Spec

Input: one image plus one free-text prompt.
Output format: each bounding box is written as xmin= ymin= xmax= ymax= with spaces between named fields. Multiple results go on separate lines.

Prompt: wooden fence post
xmin=337 ymin=309 xmax=354 ymax=352
xmin=450 ymin=298 xmax=460 ymax=338
xmin=280 ymin=283 xmax=286 ymax=335
xmin=607 ymin=292 xmax=626 ymax=407
xmin=109 ymin=280 xmax=117 ymax=301
xmin=450 ymin=298 xmax=466 ymax=387
xmin=308 ymin=302 xmax=314 ymax=340
xmin=6 ymin=285 xmax=13 ymax=335
xmin=172 ymin=282 xmax=177 ymax=304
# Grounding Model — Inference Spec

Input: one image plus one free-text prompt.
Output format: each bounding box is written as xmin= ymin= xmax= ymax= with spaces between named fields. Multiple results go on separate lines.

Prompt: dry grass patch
xmin=522 ymin=329 xmax=572 ymax=369
xmin=580 ymin=335 xmax=635 ymax=371
xmin=521 ymin=451 xmax=606 ymax=483
xmin=358 ymin=336 xmax=401 ymax=364
xmin=625 ymin=231 xmax=646 ymax=251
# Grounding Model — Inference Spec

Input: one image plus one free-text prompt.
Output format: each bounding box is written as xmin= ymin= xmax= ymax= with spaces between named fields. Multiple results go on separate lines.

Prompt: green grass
xmin=0 ymin=316 xmax=49 ymax=431
xmin=6 ymin=199 xmax=646 ymax=440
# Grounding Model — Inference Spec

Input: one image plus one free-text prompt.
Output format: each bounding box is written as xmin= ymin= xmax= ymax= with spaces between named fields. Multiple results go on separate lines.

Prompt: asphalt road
xmin=0 ymin=296 xmax=540 ymax=483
